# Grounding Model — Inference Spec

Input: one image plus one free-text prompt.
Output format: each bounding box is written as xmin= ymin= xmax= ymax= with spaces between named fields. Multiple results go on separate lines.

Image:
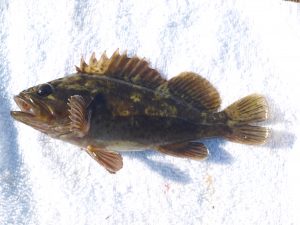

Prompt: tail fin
xmin=224 ymin=94 xmax=270 ymax=145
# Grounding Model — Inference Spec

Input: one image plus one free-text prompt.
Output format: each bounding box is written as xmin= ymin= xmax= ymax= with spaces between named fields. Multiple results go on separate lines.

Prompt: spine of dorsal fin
xmin=75 ymin=50 xmax=167 ymax=90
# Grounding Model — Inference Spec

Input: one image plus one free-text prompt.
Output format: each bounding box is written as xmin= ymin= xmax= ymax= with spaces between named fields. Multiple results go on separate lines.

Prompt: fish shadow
xmin=265 ymin=129 xmax=296 ymax=149
xmin=202 ymin=139 xmax=233 ymax=164
xmin=124 ymin=150 xmax=192 ymax=184
xmin=123 ymin=138 xmax=232 ymax=184
xmin=264 ymin=96 xmax=296 ymax=149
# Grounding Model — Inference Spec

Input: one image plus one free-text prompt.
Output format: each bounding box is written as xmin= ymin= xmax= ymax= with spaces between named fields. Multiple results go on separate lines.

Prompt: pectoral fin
xmin=86 ymin=145 xmax=123 ymax=173
xmin=157 ymin=142 xmax=208 ymax=160
xmin=67 ymin=95 xmax=91 ymax=138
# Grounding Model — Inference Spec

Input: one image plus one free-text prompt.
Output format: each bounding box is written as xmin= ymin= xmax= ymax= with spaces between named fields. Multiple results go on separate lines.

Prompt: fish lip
xmin=11 ymin=94 xmax=52 ymax=119
xmin=11 ymin=94 xmax=54 ymax=132
xmin=12 ymin=95 xmax=38 ymax=116
xmin=11 ymin=109 xmax=31 ymax=125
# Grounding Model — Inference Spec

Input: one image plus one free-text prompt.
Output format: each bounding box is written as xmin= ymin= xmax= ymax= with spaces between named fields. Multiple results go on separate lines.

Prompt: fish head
xmin=10 ymin=75 xmax=92 ymax=136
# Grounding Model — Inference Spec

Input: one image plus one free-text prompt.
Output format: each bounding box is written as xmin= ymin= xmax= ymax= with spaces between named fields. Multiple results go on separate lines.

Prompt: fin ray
xmin=225 ymin=125 xmax=270 ymax=145
xmin=224 ymin=94 xmax=268 ymax=124
xmin=157 ymin=141 xmax=208 ymax=160
xmin=76 ymin=50 xmax=166 ymax=90
xmin=161 ymin=72 xmax=221 ymax=111
xmin=86 ymin=145 xmax=123 ymax=173
xmin=67 ymin=95 xmax=91 ymax=138
xmin=223 ymin=94 xmax=269 ymax=145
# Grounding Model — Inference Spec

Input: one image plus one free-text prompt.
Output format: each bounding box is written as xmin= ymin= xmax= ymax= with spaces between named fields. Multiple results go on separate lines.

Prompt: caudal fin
xmin=225 ymin=125 xmax=269 ymax=145
xmin=224 ymin=94 xmax=270 ymax=145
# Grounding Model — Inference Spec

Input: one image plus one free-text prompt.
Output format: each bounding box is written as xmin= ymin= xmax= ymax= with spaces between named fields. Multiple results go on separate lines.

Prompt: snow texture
xmin=1 ymin=0 xmax=300 ymax=224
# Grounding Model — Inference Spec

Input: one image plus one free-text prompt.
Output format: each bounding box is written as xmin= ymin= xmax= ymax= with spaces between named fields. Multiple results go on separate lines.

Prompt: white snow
xmin=1 ymin=0 xmax=300 ymax=224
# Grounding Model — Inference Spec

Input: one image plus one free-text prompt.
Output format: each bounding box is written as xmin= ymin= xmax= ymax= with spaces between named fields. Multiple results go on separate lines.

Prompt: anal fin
xmin=86 ymin=145 xmax=123 ymax=173
xmin=157 ymin=142 xmax=208 ymax=160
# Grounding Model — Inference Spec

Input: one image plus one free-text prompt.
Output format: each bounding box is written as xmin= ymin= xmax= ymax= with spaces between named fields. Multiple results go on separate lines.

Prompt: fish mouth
xmin=11 ymin=94 xmax=71 ymax=135
xmin=11 ymin=95 xmax=36 ymax=118
xmin=11 ymin=94 xmax=52 ymax=124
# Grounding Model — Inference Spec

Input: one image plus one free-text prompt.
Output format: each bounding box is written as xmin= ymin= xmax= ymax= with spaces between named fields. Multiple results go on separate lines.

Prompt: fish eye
xmin=37 ymin=83 xmax=53 ymax=97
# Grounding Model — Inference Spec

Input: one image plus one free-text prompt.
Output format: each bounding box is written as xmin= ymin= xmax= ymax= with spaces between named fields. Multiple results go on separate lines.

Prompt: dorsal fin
xmin=76 ymin=50 xmax=167 ymax=90
xmin=162 ymin=72 xmax=221 ymax=111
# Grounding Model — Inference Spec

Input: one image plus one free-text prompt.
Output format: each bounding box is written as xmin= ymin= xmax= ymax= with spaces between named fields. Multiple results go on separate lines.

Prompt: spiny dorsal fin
xmin=160 ymin=72 xmax=221 ymax=111
xmin=76 ymin=50 xmax=167 ymax=90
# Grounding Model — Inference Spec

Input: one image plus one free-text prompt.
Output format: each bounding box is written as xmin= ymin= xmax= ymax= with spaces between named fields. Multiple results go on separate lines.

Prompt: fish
xmin=11 ymin=50 xmax=269 ymax=173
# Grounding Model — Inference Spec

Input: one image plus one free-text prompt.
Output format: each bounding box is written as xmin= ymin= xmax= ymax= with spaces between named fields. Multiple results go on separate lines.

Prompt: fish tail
xmin=223 ymin=94 xmax=270 ymax=145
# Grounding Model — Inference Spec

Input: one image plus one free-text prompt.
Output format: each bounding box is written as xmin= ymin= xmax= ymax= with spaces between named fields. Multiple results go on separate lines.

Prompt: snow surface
xmin=1 ymin=0 xmax=300 ymax=224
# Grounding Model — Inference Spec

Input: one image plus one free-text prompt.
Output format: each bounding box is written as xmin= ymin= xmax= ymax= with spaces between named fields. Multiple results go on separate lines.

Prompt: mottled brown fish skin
xmin=51 ymin=73 xmax=226 ymax=148
xmin=54 ymin=73 xmax=201 ymax=121
xmin=11 ymin=50 xmax=269 ymax=173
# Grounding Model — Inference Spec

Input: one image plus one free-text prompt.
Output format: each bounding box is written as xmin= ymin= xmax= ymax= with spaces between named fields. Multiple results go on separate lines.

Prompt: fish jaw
xmin=12 ymin=95 xmax=39 ymax=117
xmin=11 ymin=94 xmax=54 ymax=129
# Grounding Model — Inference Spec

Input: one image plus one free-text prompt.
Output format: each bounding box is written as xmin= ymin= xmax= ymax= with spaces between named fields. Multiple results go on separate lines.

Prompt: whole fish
xmin=11 ymin=50 xmax=269 ymax=173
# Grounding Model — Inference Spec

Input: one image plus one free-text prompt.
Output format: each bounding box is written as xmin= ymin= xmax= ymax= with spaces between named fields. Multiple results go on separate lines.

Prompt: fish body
xmin=11 ymin=50 xmax=269 ymax=173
